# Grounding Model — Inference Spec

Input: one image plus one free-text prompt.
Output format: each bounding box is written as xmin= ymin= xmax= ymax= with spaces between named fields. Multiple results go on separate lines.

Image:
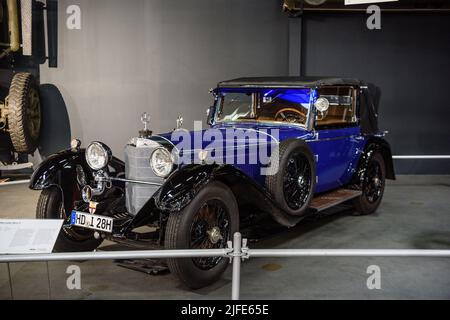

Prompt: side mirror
xmin=206 ymin=106 xmax=216 ymax=125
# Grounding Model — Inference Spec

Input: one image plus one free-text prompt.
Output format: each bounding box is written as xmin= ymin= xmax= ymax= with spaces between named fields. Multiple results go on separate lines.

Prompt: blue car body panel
xmin=159 ymin=121 xmax=368 ymax=195
xmin=154 ymin=77 xmax=390 ymax=198
xmin=308 ymin=126 xmax=367 ymax=193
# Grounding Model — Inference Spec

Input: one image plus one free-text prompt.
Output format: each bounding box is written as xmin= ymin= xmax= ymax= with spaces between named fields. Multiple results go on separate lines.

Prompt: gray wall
xmin=40 ymin=0 xmax=288 ymax=158
xmin=300 ymin=12 xmax=450 ymax=174
xmin=40 ymin=3 xmax=449 ymax=174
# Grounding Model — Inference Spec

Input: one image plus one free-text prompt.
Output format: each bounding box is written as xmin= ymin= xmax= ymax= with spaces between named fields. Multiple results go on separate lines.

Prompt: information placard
xmin=0 ymin=219 xmax=63 ymax=254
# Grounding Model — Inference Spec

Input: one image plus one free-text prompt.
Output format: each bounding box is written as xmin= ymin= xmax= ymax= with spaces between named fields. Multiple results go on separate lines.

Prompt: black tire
xmin=7 ymin=73 xmax=42 ymax=154
xmin=353 ymin=152 xmax=386 ymax=215
xmin=36 ymin=187 xmax=102 ymax=252
xmin=265 ymin=139 xmax=316 ymax=216
xmin=165 ymin=181 xmax=239 ymax=289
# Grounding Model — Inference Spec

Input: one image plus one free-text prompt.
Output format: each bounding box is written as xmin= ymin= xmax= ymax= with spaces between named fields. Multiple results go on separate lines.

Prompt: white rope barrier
xmin=393 ymin=155 xmax=450 ymax=159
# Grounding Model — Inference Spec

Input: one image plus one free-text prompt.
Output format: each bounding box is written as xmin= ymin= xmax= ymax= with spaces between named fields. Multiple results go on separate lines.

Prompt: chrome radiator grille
xmin=124 ymin=144 xmax=164 ymax=216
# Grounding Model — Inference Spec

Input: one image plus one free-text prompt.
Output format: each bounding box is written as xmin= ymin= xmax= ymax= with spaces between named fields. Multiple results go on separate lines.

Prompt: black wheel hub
xmin=364 ymin=158 xmax=383 ymax=204
xmin=283 ymin=154 xmax=312 ymax=210
xmin=190 ymin=200 xmax=230 ymax=270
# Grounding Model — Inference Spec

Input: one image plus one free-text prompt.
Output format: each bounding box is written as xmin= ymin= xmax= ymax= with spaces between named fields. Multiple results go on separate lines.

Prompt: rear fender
xmin=366 ymin=137 xmax=396 ymax=180
xmin=354 ymin=137 xmax=396 ymax=186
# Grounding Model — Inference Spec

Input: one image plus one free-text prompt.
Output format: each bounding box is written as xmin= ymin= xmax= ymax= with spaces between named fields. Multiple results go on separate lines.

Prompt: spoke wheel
xmin=190 ymin=200 xmax=230 ymax=270
xmin=266 ymin=139 xmax=316 ymax=217
xmin=283 ymin=153 xmax=312 ymax=210
xmin=353 ymin=152 xmax=386 ymax=215
xmin=165 ymin=181 xmax=239 ymax=289
xmin=364 ymin=159 xmax=384 ymax=204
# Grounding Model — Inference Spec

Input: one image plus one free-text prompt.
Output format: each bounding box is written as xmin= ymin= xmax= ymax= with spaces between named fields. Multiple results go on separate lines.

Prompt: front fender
xmin=154 ymin=164 xmax=304 ymax=227
xmin=155 ymin=164 xmax=216 ymax=212
xmin=30 ymin=149 xmax=90 ymax=190
xmin=29 ymin=149 xmax=125 ymax=216
xmin=29 ymin=149 xmax=90 ymax=216
xmin=30 ymin=149 xmax=125 ymax=190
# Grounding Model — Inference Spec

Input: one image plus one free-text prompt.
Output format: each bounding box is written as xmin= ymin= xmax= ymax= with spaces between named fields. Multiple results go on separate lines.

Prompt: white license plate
xmin=70 ymin=211 xmax=113 ymax=233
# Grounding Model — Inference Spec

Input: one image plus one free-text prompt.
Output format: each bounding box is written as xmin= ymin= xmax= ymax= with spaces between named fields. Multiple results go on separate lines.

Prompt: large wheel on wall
xmin=352 ymin=152 xmax=386 ymax=215
xmin=265 ymin=139 xmax=316 ymax=217
xmin=36 ymin=187 xmax=102 ymax=252
xmin=7 ymin=72 xmax=42 ymax=154
xmin=165 ymin=181 xmax=239 ymax=289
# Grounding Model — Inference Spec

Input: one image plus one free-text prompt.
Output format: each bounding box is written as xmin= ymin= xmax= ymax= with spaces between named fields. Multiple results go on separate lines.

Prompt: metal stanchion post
xmin=231 ymin=232 xmax=242 ymax=301
xmin=7 ymin=262 xmax=14 ymax=300
xmin=46 ymin=261 xmax=52 ymax=300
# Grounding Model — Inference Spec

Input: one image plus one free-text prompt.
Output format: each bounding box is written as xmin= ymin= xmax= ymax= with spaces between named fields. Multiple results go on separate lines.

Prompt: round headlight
xmin=314 ymin=97 xmax=330 ymax=113
xmin=85 ymin=142 xmax=111 ymax=170
xmin=150 ymin=147 xmax=174 ymax=178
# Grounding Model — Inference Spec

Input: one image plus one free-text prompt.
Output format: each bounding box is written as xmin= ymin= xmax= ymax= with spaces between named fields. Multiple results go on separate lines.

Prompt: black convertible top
xmin=217 ymin=76 xmax=364 ymax=88
xmin=217 ymin=76 xmax=381 ymax=135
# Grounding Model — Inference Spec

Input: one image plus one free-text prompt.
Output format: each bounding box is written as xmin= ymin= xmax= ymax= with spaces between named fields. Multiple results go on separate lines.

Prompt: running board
xmin=309 ymin=189 xmax=362 ymax=212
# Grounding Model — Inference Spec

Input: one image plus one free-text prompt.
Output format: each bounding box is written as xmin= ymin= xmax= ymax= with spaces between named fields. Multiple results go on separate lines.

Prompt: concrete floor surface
xmin=0 ymin=175 xmax=449 ymax=299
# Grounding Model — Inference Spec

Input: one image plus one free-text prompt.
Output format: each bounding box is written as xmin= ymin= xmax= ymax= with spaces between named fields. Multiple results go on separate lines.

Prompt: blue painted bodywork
xmin=157 ymin=87 xmax=370 ymax=195
xmin=307 ymin=126 xmax=366 ymax=193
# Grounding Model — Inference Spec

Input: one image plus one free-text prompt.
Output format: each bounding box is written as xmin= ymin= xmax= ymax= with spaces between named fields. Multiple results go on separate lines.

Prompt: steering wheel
xmin=275 ymin=108 xmax=306 ymax=124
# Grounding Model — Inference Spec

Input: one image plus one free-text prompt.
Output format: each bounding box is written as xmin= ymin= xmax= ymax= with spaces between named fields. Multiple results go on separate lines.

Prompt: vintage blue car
xmin=30 ymin=77 xmax=395 ymax=289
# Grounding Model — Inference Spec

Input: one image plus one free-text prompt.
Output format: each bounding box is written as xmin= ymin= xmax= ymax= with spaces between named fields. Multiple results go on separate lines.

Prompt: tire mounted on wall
xmin=7 ymin=72 xmax=42 ymax=154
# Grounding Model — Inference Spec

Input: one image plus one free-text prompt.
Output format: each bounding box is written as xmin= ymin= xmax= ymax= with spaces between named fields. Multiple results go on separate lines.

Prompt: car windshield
xmin=216 ymin=89 xmax=311 ymax=126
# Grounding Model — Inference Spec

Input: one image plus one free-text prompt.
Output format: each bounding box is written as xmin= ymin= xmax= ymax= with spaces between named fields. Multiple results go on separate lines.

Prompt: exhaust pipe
xmin=46 ymin=0 xmax=58 ymax=68
xmin=20 ymin=0 xmax=32 ymax=56
xmin=6 ymin=0 xmax=20 ymax=52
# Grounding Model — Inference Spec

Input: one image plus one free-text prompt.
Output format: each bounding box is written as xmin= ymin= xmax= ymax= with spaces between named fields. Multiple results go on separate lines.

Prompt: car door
xmin=308 ymin=86 xmax=360 ymax=193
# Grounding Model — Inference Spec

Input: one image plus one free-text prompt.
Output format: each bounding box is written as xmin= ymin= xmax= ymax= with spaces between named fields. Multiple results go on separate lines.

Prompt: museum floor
xmin=1 ymin=176 xmax=449 ymax=300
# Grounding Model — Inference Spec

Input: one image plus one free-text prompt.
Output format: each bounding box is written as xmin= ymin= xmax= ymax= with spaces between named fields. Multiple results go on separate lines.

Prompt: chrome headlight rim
xmin=85 ymin=141 xmax=112 ymax=171
xmin=150 ymin=147 xmax=174 ymax=178
xmin=314 ymin=97 xmax=330 ymax=113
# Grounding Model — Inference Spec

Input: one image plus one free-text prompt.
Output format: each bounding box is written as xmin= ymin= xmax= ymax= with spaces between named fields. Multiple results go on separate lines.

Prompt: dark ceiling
xmin=283 ymin=0 xmax=450 ymax=12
